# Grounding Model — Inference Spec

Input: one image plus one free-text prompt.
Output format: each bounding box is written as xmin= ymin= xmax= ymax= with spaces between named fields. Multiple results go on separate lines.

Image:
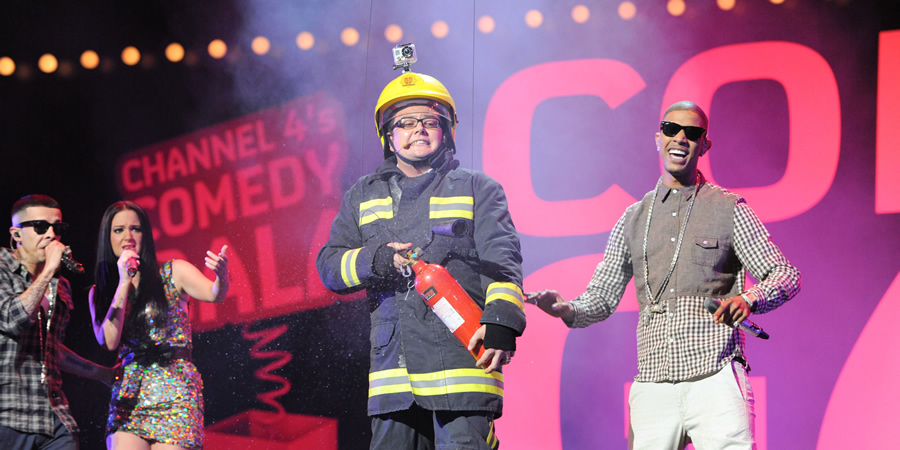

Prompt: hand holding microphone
xmin=704 ymin=297 xmax=769 ymax=339
xmin=122 ymin=245 xmax=139 ymax=277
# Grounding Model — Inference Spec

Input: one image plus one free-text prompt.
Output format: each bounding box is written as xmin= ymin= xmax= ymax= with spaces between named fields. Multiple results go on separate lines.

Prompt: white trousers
xmin=628 ymin=361 xmax=756 ymax=450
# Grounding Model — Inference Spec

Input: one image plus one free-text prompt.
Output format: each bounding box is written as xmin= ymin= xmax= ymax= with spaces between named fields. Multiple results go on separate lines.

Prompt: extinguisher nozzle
xmin=432 ymin=219 xmax=469 ymax=238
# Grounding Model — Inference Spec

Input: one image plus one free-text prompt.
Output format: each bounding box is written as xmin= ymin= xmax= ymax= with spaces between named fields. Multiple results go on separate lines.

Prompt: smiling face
xmin=10 ymin=206 xmax=63 ymax=265
xmin=109 ymin=209 xmax=143 ymax=258
xmin=388 ymin=104 xmax=445 ymax=176
xmin=656 ymin=108 xmax=710 ymax=188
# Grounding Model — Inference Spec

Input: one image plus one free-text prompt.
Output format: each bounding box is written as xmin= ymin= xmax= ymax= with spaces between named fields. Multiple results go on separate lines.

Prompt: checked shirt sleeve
xmin=570 ymin=208 xmax=635 ymax=328
xmin=732 ymin=199 xmax=801 ymax=314
xmin=0 ymin=269 xmax=34 ymax=336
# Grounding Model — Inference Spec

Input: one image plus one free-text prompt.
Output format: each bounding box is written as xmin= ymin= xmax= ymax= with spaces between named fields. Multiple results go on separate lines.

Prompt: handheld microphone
xmin=123 ymin=245 xmax=139 ymax=277
xmin=703 ymin=297 xmax=769 ymax=340
xmin=61 ymin=247 xmax=85 ymax=274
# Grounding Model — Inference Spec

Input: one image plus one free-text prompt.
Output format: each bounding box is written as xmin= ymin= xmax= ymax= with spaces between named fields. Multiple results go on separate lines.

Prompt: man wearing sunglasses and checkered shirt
xmin=0 ymin=194 xmax=115 ymax=449
xmin=529 ymin=102 xmax=801 ymax=449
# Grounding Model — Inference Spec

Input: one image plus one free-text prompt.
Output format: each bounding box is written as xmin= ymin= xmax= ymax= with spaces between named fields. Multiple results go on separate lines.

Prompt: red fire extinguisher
xmin=404 ymin=248 xmax=485 ymax=361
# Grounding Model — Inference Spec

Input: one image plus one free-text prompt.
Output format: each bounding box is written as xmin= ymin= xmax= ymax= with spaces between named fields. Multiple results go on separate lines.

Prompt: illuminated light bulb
xmin=0 ymin=56 xmax=16 ymax=76
xmin=718 ymin=0 xmax=736 ymax=10
xmin=166 ymin=43 xmax=185 ymax=62
xmin=297 ymin=32 xmax=315 ymax=50
xmin=39 ymin=53 xmax=58 ymax=73
xmin=81 ymin=50 xmax=99 ymax=69
xmin=432 ymin=20 xmax=449 ymax=39
xmin=572 ymin=5 xmax=590 ymax=23
xmin=122 ymin=46 xmax=141 ymax=66
xmin=208 ymin=39 xmax=227 ymax=59
xmin=251 ymin=36 xmax=270 ymax=55
xmin=525 ymin=9 xmax=543 ymax=28
xmin=618 ymin=2 xmax=637 ymax=20
xmin=477 ymin=16 xmax=495 ymax=34
xmin=341 ymin=27 xmax=360 ymax=46
xmin=385 ymin=24 xmax=403 ymax=43
xmin=667 ymin=0 xmax=686 ymax=16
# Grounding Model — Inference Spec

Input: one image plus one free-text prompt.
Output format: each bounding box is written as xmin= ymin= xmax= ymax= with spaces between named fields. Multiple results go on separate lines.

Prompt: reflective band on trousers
xmin=429 ymin=196 xmax=474 ymax=220
xmin=486 ymin=282 xmax=525 ymax=311
xmin=368 ymin=367 xmax=504 ymax=398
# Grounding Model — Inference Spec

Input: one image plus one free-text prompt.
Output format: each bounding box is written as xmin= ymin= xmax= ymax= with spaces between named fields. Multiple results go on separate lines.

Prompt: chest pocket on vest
xmin=691 ymin=237 xmax=720 ymax=267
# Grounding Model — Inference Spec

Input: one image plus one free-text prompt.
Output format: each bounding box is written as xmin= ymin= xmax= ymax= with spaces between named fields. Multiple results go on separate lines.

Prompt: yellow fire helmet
xmin=375 ymin=71 xmax=458 ymax=159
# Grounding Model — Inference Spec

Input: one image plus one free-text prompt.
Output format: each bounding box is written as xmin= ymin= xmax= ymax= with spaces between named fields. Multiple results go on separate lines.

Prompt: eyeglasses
xmin=660 ymin=121 xmax=706 ymax=141
xmin=393 ymin=116 xmax=442 ymax=130
xmin=16 ymin=220 xmax=69 ymax=236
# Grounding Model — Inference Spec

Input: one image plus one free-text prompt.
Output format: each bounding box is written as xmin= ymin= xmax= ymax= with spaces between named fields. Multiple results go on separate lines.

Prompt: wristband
xmin=740 ymin=292 xmax=757 ymax=312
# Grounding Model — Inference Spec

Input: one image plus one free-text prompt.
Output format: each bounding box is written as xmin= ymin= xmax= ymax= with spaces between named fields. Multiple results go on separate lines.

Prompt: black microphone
xmin=703 ymin=297 xmax=769 ymax=340
xmin=61 ymin=247 xmax=85 ymax=274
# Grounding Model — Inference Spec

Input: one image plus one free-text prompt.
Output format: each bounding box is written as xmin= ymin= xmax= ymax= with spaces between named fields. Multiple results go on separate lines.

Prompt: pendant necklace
xmin=642 ymin=175 xmax=702 ymax=314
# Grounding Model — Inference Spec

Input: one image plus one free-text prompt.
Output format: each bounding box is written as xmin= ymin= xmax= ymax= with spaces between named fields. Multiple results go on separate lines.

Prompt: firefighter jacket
xmin=316 ymin=155 xmax=525 ymax=417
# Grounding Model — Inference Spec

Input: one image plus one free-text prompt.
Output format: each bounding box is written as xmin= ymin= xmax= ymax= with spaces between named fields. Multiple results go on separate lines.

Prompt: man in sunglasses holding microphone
xmin=0 ymin=194 xmax=115 ymax=449
xmin=529 ymin=102 xmax=800 ymax=449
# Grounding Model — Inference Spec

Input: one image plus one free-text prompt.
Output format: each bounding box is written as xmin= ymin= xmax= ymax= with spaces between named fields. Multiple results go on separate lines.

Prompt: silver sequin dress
xmin=106 ymin=260 xmax=204 ymax=449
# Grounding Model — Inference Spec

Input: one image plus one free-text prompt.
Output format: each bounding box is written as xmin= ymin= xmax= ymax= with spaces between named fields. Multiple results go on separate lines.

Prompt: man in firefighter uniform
xmin=316 ymin=71 xmax=525 ymax=449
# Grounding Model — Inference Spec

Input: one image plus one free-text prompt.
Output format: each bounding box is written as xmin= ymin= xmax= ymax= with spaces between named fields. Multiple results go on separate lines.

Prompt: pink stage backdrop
xmin=75 ymin=2 xmax=900 ymax=448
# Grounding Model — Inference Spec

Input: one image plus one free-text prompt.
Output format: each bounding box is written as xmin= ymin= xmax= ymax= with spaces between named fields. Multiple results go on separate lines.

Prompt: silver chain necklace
xmin=642 ymin=176 xmax=702 ymax=313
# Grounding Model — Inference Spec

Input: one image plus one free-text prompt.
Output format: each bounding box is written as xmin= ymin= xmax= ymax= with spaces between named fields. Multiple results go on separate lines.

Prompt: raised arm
xmin=173 ymin=245 xmax=229 ymax=303
xmin=0 ymin=242 xmax=65 ymax=336
xmin=89 ymin=244 xmax=140 ymax=350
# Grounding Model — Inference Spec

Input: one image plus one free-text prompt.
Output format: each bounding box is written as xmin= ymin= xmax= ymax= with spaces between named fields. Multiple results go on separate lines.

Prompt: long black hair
xmin=92 ymin=201 xmax=168 ymax=345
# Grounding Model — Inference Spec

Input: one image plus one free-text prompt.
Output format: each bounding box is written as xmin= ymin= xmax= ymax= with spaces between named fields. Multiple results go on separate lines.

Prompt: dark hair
xmin=11 ymin=194 xmax=61 ymax=218
xmin=92 ymin=201 xmax=168 ymax=345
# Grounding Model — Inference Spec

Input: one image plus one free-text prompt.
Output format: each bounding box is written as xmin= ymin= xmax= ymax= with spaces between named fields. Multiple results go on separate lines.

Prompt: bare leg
xmin=150 ymin=444 xmax=188 ymax=450
xmin=107 ymin=431 xmax=151 ymax=450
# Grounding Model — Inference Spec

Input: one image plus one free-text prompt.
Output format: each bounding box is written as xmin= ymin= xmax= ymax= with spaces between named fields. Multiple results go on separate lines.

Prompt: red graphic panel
xmin=817 ymin=270 xmax=900 ymax=448
xmin=662 ymin=41 xmax=840 ymax=222
xmin=484 ymin=59 xmax=646 ymax=237
xmin=500 ymin=253 xmax=637 ymax=449
xmin=115 ymin=93 xmax=348 ymax=331
xmin=877 ymin=30 xmax=900 ymax=214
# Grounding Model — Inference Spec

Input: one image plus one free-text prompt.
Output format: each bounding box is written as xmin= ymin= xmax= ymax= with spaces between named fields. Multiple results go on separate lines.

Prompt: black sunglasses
xmin=16 ymin=220 xmax=69 ymax=236
xmin=660 ymin=121 xmax=706 ymax=141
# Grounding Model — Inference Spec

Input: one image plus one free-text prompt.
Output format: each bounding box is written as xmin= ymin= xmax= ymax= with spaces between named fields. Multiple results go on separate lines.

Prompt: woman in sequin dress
xmin=88 ymin=201 xmax=229 ymax=450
